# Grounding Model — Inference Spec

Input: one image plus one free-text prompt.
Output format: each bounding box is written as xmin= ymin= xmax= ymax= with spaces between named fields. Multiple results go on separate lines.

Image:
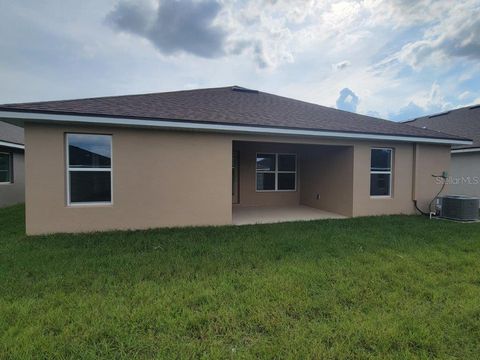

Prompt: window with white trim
xmin=256 ymin=153 xmax=296 ymax=191
xmin=67 ymin=134 xmax=112 ymax=205
xmin=0 ymin=152 xmax=12 ymax=184
xmin=370 ymin=148 xmax=392 ymax=196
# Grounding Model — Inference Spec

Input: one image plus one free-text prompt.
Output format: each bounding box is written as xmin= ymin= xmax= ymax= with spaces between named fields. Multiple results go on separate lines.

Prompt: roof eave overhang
xmin=0 ymin=110 xmax=472 ymax=146
xmin=451 ymin=147 xmax=480 ymax=154
xmin=0 ymin=140 xmax=24 ymax=150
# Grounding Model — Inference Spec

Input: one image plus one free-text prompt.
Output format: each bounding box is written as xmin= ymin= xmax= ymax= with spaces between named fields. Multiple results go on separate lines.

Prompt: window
xmin=0 ymin=152 xmax=12 ymax=184
xmin=256 ymin=153 xmax=296 ymax=191
xmin=67 ymin=134 xmax=112 ymax=205
xmin=370 ymin=148 xmax=392 ymax=197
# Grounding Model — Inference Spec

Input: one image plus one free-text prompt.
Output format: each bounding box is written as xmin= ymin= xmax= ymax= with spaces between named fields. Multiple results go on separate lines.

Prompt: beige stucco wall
xmin=25 ymin=123 xmax=232 ymax=235
xmin=352 ymin=142 xmax=415 ymax=216
xmin=299 ymin=145 xmax=354 ymax=216
xmin=412 ymin=144 xmax=451 ymax=212
xmin=352 ymin=143 xmax=450 ymax=216
xmin=449 ymin=152 xmax=480 ymax=201
xmin=0 ymin=149 xmax=25 ymax=207
xmin=23 ymin=123 xmax=452 ymax=234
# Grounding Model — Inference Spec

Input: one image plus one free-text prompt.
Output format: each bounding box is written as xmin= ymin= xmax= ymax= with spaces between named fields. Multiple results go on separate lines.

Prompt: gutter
xmin=451 ymin=147 xmax=480 ymax=154
xmin=0 ymin=140 xmax=25 ymax=150
xmin=0 ymin=110 xmax=473 ymax=146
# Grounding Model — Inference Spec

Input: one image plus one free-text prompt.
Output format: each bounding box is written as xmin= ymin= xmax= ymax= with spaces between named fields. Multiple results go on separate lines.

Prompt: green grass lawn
xmin=1 ymin=205 xmax=480 ymax=359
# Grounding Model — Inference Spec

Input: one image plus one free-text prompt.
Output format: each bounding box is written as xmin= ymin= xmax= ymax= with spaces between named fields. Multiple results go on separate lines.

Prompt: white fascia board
xmin=0 ymin=140 xmax=24 ymax=149
xmin=0 ymin=110 xmax=473 ymax=146
xmin=451 ymin=147 xmax=480 ymax=154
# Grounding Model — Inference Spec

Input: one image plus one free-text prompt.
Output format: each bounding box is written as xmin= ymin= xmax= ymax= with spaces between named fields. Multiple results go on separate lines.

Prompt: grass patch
xmin=1 ymin=204 xmax=480 ymax=359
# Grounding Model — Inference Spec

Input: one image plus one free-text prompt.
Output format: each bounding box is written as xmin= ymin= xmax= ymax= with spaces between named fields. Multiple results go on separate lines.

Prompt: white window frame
xmin=66 ymin=133 xmax=113 ymax=206
xmin=0 ymin=151 xmax=12 ymax=185
xmin=370 ymin=147 xmax=393 ymax=198
xmin=256 ymin=152 xmax=297 ymax=192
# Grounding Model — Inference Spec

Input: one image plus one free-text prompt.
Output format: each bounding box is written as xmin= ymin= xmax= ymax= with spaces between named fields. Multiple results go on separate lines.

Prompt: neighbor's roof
xmin=0 ymin=120 xmax=24 ymax=149
xmin=0 ymin=86 xmax=470 ymax=144
xmin=406 ymin=105 xmax=480 ymax=150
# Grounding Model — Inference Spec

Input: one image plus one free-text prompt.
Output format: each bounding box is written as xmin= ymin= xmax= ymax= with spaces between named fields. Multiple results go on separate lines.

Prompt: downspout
xmin=412 ymin=144 xmax=428 ymax=216
xmin=412 ymin=143 xmax=417 ymax=203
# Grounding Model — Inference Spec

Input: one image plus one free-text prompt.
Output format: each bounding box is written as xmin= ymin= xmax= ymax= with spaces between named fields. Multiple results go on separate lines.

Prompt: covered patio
xmin=231 ymin=140 xmax=354 ymax=224
xmin=232 ymin=205 xmax=346 ymax=225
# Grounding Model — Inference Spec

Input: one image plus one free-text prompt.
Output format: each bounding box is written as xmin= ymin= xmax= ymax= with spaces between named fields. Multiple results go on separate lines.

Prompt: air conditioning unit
xmin=439 ymin=195 xmax=479 ymax=221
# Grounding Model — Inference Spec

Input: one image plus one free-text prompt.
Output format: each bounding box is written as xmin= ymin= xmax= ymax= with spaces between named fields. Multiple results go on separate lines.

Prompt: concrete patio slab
xmin=232 ymin=205 xmax=346 ymax=225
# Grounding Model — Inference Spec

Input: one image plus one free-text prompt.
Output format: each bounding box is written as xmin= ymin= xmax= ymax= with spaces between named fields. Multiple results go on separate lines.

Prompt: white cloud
xmin=388 ymin=82 xmax=452 ymax=121
xmin=414 ymin=82 xmax=451 ymax=110
xmin=102 ymin=0 xmax=480 ymax=75
xmin=1 ymin=0 xmax=479 ymax=122
xmin=459 ymin=91 xmax=471 ymax=100
xmin=333 ymin=60 xmax=351 ymax=70
xmin=373 ymin=0 xmax=480 ymax=72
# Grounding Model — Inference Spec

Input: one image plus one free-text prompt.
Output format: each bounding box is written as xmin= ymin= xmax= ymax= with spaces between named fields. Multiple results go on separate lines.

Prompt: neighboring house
xmin=0 ymin=121 xmax=25 ymax=207
xmin=407 ymin=105 xmax=480 ymax=202
xmin=0 ymin=86 xmax=471 ymax=235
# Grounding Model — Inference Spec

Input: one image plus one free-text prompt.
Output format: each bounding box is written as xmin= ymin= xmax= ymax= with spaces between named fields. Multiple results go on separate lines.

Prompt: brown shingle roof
xmin=0 ymin=86 xmax=469 ymax=142
xmin=406 ymin=105 xmax=480 ymax=149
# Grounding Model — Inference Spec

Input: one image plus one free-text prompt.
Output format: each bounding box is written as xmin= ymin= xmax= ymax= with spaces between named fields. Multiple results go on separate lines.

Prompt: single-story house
xmin=0 ymin=121 xmax=25 ymax=207
xmin=406 ymin=105 xmax=480 ymax=203
xmin=0 ymin=86 xmax=472 ymax=235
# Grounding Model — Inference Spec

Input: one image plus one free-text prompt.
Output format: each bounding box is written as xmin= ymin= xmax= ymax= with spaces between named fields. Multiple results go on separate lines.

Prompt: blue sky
xmin=1 ymin=0 xmax=479 ymax=121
